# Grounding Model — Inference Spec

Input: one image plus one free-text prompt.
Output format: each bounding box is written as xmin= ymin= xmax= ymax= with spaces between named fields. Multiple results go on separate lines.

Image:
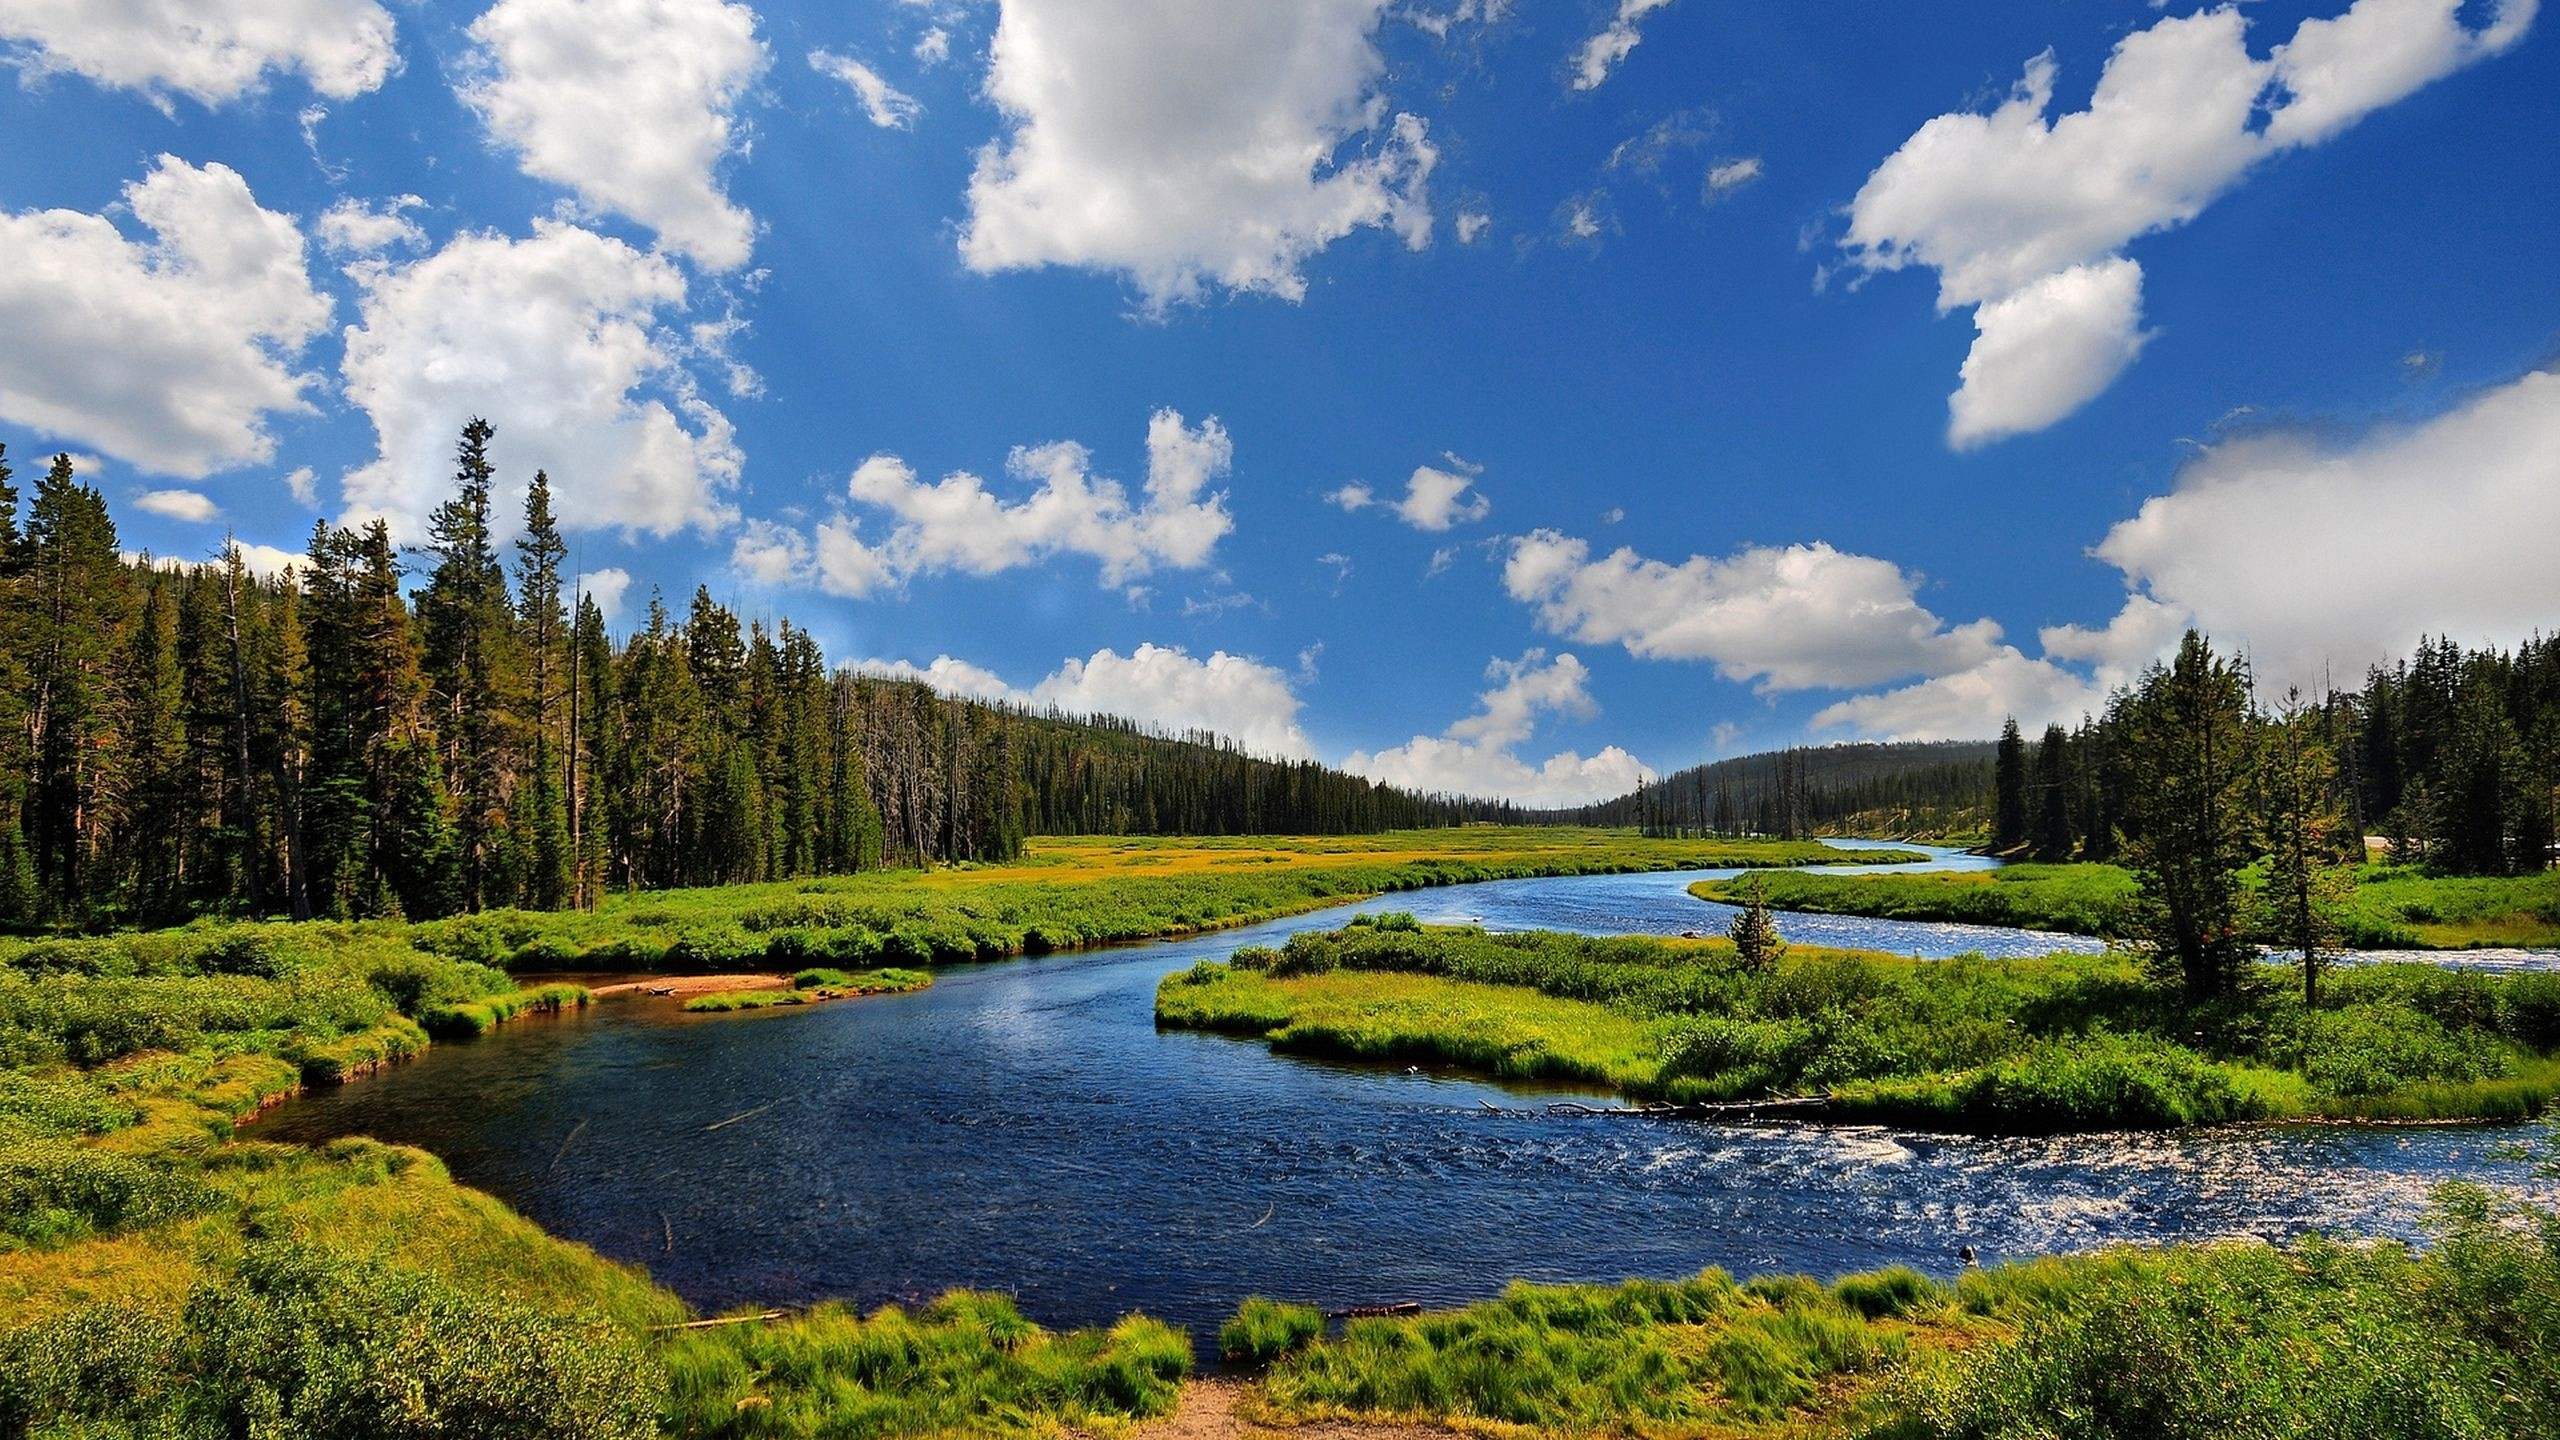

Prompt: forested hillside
xmin=0 ymin=429 xmax=1513 ymax=930
xmin=1551 ymin=741 xmax=2000 ymax=839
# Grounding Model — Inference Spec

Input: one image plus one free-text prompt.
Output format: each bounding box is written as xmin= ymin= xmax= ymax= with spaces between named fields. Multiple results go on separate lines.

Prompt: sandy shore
xmin=586 ymin=973 xmax=796 ymax=999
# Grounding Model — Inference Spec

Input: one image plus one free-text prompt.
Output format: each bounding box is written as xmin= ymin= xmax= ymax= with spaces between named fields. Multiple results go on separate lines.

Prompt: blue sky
xmin=1 ymin=0 xmax=2553 ymax=804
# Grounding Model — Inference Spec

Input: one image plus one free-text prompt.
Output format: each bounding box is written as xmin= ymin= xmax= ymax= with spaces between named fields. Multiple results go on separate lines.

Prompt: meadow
xmin=0 ymin=830 xmax=1897 ymax=1437
xmin=1157 ymin=918 xmax=2560 ymax=1129
xmin=1690 ymin=862 xmax=2560 ymax=950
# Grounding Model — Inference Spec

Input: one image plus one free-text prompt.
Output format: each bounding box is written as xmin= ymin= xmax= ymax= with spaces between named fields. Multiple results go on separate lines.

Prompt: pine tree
xmin=22 ymin=455 xmax=136 ymax=920
xmin=419 ymin=419 xmax=526 ymax=910
xmin=2119 ymin=632 xmax=2257 ymax=1001
xmin=1727 ymin=872 xmax=1785 ymax=970
xmin=2032 ymin=722 xmax=2073 ymax=860
xmin=2256 ymin=690 xmax=2351 ymax=1007
xmin=1993 ymin=717 xmax=2028 ymax=852
xmin=514 ymin=471 xmax=573 ymax=909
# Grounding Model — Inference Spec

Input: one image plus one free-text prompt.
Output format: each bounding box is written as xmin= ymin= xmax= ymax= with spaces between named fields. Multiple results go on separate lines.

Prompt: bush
xmin=0 ymin=1241 xmax=660 ymax=1440
xmin=2299 ymin=1005 xmax=2512 ymax=1097
xmin=0 ymin=1142 xmax=215 ymax=1246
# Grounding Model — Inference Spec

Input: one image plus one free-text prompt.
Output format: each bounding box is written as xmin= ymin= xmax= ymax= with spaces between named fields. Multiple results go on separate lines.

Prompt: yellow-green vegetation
xmin=411 ymin=829 xmax=1916 ymax=976
xmin=0 ymin=911 xmax=1188 ymax=1437
xmin=1691 ymin=861 xmax=2560 ymax=950
xmin=1157 ymin=920 xmax=2560 ymax=1130
xmin=1231 ymin=1180 xmax=2560 ymax=1439
xmin=659 ymin=1294 xmax=1191 ymax=1438
xmin=679 ymin=971 xmax=931 ymax=1012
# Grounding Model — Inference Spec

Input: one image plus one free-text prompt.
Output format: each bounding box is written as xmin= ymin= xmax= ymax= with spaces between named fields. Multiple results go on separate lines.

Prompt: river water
xmin=247 ymin=845 xmax=2553 ymax=1339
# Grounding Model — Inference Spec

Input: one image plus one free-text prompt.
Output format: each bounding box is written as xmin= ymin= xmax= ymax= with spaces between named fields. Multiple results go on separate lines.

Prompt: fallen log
xmin=1325 ymin=1302 xmax=1423 ymax=1320
xmin=649 ymin=1309 xmax=796 ymax=1333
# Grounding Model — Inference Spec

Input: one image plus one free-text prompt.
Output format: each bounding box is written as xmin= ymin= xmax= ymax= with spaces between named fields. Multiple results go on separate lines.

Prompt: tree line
xmin=0 ymin=426 xmax=1512 ymax=930
xmin=1992 ymin=632 xmax=2559 ymax=877
xmin=1994 ymin=630 xmax=2557 ymax=1005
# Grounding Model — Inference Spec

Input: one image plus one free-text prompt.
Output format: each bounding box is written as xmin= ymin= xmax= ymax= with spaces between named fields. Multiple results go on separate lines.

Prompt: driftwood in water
xmin=1326 ymin=1302 xmax=1424 ymax=1320
xmin=649 ymin=1309 xmax=797 ymax=1333
xmin=1544 ymin=1095 xmax=1832 ymax=1122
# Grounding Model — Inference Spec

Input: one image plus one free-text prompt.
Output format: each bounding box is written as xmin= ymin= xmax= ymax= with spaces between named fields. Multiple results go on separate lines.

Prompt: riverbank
xmin=0 ymin=833 xmax=1908 ymax=1437
xmin=1156 ymin=920 xmax=2560 ymax=1131
xmin=1689 ymin=862 xmax=2560 ymax=951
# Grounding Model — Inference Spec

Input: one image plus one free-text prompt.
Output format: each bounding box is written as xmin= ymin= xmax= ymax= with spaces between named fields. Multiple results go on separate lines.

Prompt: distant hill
xmin=1541 ymin=741 xmax=2000 ymax=840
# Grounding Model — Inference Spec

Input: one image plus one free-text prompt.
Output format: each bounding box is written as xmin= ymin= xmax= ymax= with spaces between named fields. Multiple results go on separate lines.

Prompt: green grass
xmin=1691 ymin=861 xmax=2560 ymax=950
xmin=685 ymin=970 xmax=932 ymax=1012
xmin=1159 ymin=922 xmax=2560 ymax=1131
xmin=400 ymin=829 xmax=1917 ymax=977
xmin=658 ymin=1293 xmax=1191 ymax=1438
xmin=1239 ymin=1188 xmax=2560 ymax=1439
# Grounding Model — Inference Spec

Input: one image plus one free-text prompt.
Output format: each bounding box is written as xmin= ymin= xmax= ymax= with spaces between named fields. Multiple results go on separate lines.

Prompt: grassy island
xmin=1689 ymin=862 xmax=2560 ymax=951
xmin=1157 ymin=918 xmax=2560 ymax=1130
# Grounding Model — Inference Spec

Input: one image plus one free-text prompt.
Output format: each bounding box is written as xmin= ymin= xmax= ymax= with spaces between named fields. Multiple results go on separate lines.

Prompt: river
xmin=246 ymin=844 xmax=2549 ymax=1340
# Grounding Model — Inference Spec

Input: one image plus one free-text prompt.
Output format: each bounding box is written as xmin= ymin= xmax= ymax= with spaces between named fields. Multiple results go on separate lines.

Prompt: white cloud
xmin=1946 ymin=257 xmax=2151 ymax=448
xmin=2094 ymin=366 xmax=2560 ymax=695
xmin=461 ymin=0 xmax=767 ymax=271
xmin=857 ymin=643 xmax=1317 ymax=760
xmin=1569 ymin=0 xmax=1677 ymax=91
xmin=1455 ymin=210 xmax=1491 ymax=244
xmin=959 ymin=0 xmax=1436 ymax=310
xmin=232 ymin=541 xmax=301 ymax=579
xmin=1504 ymin=529 xmax=2002 ymax=691
xmin=0 ymin=0 xmax=398 ymax=105
xmin=1704 ymin=156 xmax=1762 ymax=195
xmin=810 ymin=49 xmax=921 ymax=129
xmin=807 ymin=409 xmax=1233 ymax=596
xmin=0 ymin=156 xmax=330 ymax=478
xmin=728 ymin=516 xmax=811 ymax=585
xmin=337 ymin=220 xmax=742 ymax=543
xmin=1843 ymin=0 xmax=2535 ymax=444
xmin=1327 ymin=458 xmax=1490 ymax=530
xmin=1346 ymin=651 xmax=1653 ymax=806
xmin=913 ymin=27 xmax=950 ymax=66
xmin=1813 ymin=366 xmax=2560 ymax=739
xmin=133 ymin=487 xmax=218 ymax=522
xmin=282 ymin=466 xmax=317 ymax=506
xmin=575 ymin=566 xmax=633 ymax=624
xmin=315 ymin=194 xmax=426 ymax=257
xmin=1392 ymin=460 xmax=1490 ymax=530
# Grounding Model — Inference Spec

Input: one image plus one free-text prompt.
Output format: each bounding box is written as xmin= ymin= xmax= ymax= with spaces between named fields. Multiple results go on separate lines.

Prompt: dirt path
xmin=1120 ymin=1381 xmax=1469 ymax=1440
xmin=586 ymin=973 xmax=794 ymax=998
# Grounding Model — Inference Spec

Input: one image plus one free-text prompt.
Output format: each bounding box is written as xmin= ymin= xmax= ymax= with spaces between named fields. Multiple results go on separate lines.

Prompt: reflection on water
xmin=248 ymin=846 xmax=2552 ymax=1339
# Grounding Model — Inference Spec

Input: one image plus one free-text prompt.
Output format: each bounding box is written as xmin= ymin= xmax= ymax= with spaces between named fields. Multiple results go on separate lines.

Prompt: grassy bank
xmin=1156 ymin=920 xmax=2560 ymax=1129
xmin=1690 ymin=862 xmax=2560 ymax=950
xmin=1226 ymin=1180 xmax=2560 ymax=1438
xmin=393 ymin=829 xmax=1915 ymax=977
xmin=3 ymin=832 xmax=1870 ymax=1436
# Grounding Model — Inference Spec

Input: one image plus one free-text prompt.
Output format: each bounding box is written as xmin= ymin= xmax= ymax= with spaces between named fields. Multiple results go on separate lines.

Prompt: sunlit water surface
xmin=249 ymin=844 xmax=2555 ymax=1337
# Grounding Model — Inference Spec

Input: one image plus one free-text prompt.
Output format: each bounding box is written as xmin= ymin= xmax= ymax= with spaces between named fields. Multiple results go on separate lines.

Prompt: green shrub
xmin=0 ymin=1142 xmax=215 ymax=1246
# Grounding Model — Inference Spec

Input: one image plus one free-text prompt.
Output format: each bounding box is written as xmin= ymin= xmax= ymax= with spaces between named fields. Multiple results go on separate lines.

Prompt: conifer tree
xmin=1992 ymin=717 xmax=2028 ymax=852
xmin=419 ymin=419 xmax=525 ymax=909
xmin=515 ymin=471 xmax=573 ymax=909
xmin=23 ymin=455 xmax=136 ymax=919
xmin=2032 ymin=722 xmax=2074 ymax=860
xmin=2118 ymin=631 xmax=2257 ymax=1000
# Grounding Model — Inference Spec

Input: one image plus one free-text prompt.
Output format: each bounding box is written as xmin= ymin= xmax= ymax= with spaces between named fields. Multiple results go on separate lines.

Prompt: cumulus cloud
xmin=1345 ymin=651 xmax=1654 ymax=807
xmin=857 ymin=643 xmax=1317 ymax=760
xmin=0 ymin=0 xmax=398 ymax=105
xmin=959 ymin=0 xmax=1436 ymax=309
xmin=132 ymin=487 xmax=219 ymax=522
xmin=315 ymin=194 xmax=426 ymax=257
xmin=1843 ymin=0 xmax=2535 ymax=445
xmin=802 ymin=409 xmax=1234 ymax=596
xmin=1814 ymin=367 xmax=2560 ymax=739
xmin=1327 ymin=457 xmax=1490 ymax=530
xmin=461 ymin=0 xmax=767 ymax=271
xmin=1504 ymin=529 xmax=2002 ymax=692
xmin=810 ymin=49 xmax=920 ymax=129
xmin=337 ymin=220 xmax=742 ymax=543
xmin=1569 ymin=0 xmax=1678 ymax=91
xmin=1454 ymin=210 xmax=1491 ymax=244
xmin=575 ymin=566 xmax=633 ymax=625
xmin=913 ymin=27 xmax=950 ymax=66
xmin=1947 ymin=257 xmax=2151 ymax=448
xmin=0 ymin=156 xmax=330 ymax=478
